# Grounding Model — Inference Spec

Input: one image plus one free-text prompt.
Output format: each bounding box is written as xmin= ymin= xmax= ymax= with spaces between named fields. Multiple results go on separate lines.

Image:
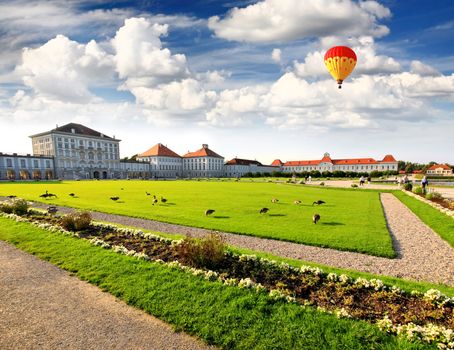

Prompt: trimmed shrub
xmin=425 ymin=192 xmax=443 ymax=201
xmin=319 ymin=182 xmax=325 ymax=186
xmin=177 ymin=233 xmax=225 ymax=269
xmin=351 ymin=184 xmax=358 ymax=188
xmin=412 ymin=186 xmax=423 ymax=195
xmin=1 ymin=199 xmax=30 ymax=215
xmin=12 ymin=199 xmax=29 ymax=215
xmin=403 ymin=183 xmax=413 ymax=191
xmin=60 ymin=211 xmax=92 ymax=231
xmin=0 ymin=202 xmax=14 ymax=214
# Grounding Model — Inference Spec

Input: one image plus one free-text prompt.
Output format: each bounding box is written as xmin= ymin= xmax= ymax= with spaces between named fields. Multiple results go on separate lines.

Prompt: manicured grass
xmin=0 ymin=180 xmax=395 ymax=257
xmin=394 ymin=191 xmax=454 ymax=248
xmin=0 ymin=217 xmax=434 ymax=349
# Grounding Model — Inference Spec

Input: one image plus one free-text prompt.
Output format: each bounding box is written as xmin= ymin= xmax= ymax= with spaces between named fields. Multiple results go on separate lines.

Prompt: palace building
xmin=0 ymin=122 xmax=399 ymax=181
xmin=278 ymin=153 xmax=398 ymax=173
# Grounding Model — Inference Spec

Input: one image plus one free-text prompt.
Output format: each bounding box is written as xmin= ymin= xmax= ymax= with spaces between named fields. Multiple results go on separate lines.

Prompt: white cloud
xmin=113 ymin=18 xmax=189 ymax=83
xmin=208 ymin=0 xmax=390 ymax=43
xmin=129 ymin=78 xmax=215 ymax=112
xmin=4 ymin=12 xmax=454 ymax=137
xmin=271 ymin=48 xmax=282 ymax=64
xmin=15 ymin=35 xmax=114 ymax=103
xmin=205 ymin=85 xmax=267 ymax=126
xmin=410 ymin=60 xmax=440 ymax=76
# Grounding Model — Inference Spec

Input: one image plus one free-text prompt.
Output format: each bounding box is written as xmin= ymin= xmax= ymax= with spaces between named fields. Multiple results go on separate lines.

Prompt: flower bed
xmin=1 ymin=205 xmax=453 ymax=348
xmin=404 ymin=189 xmax=454 ymax=218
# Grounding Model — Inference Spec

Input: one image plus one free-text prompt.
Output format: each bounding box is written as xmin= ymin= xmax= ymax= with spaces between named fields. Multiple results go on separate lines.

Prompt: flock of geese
xmin=30 ymin=189 xmax=327 ymax=224
xmin=205 ymin=198 xmax=325 ymax=224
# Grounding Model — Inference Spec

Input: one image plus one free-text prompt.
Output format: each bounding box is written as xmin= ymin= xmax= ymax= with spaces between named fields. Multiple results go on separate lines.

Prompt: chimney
xmin=71 ymin=128 xmax=75 ymax=134
xmin=100 ymin=133 xmax=104 ymax=138
xmin=56 ymin=124 xmax=58 ymax=128
xmin=202 ymin=144 xmax=208 ymax=149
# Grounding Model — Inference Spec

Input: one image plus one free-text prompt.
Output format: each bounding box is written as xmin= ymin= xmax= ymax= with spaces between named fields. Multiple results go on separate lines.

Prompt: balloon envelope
xmin=324 ymin=46 xmax=357 ymax=88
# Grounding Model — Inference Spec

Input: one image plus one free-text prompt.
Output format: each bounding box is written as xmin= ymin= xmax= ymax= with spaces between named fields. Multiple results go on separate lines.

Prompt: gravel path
xmin=0 ymin=240 xmax=214 ymax=350
xmin=26 ymin=194 xmax=454 ymax=286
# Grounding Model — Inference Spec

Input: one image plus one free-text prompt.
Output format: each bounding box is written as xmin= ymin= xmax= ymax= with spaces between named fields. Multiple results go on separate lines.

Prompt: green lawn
xmin=394 ymin=191 xmax=454 ymax=247
xmin=0 ymin=217 xmax=434 ymax=349
xmin=0 ymin=180 xmax=395 ymax=257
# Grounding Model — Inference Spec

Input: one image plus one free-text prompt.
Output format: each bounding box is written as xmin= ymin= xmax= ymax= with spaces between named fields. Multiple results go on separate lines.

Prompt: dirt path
xmin=28 ymin=193 xmax=454 ymax=286
xmin=0 ymin=241 xmax=214 ymax=350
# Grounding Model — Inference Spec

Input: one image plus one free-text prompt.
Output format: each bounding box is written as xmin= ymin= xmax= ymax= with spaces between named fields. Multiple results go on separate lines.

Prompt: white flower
xmin=334 ymin=307 xmax=351 ymax=319
xmin=238 ymin=278 xmax=254 ymax=288
xmin=327 ymin=273 xmax=339 ymax=282
xmin=223 ymin=278 xmax=237 ymax=286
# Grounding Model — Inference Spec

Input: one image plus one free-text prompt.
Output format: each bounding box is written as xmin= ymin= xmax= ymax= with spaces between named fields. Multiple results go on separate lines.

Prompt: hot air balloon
xmin=324 ymin=46 xmax=357 ymax=89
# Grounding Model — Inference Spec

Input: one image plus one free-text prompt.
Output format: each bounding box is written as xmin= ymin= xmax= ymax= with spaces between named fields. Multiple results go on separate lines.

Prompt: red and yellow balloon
xmin=324 ymin=46 xmax=357 ymax=89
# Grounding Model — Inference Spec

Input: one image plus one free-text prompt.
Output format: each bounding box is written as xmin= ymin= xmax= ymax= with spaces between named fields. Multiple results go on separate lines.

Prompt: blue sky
xmin=0 ymin=0 xmax=453 ymax=164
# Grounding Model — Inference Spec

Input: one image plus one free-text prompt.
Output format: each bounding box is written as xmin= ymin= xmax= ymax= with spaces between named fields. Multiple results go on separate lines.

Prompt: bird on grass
xmin=145 ymin=191 xmax=150 ymax=196
xmin=260 ymin=207 xmax=269 ymax=214
xmin=39 ymin=191 xmax=58 ymax=199
xmin=271 ymin=198 xmax=279 ymax=203
xmin=161 ymin=197 xmax=167 ymax=203
xmin=312 ymin=200 xmax=325 ymax=206
xmin=6 ymin=195 xmax=16 ymax=198
xmin=312 ymin=214 xmax=320 ymax=224
xmin=47 ymin=206 xmax=58 ymax=216
xmin=69 ymin=193 xmax=76 ymax=197
xmin=294 ymin=200 xmax=301 ymax=205
xmin=110 ymin=196 xmax=120 ymax=201
xmin=205 ymin=209 xmax=215 ymax=216
xmin=152 ymin=198 xmax=158 ymax=205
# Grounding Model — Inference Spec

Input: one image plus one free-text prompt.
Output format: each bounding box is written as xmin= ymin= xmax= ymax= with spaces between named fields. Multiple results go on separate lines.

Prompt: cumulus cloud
xmin=410 ymin=60 xmax=440 ymax=76
xmin=128 ymin=78 xmax=216 ymax=112
xmin=111 ymin=17 xmax=212 ymax=116
xmin=15 ymin=35 xmax=114 ymax=103
xmin=5 ymin=13 xmax=454 ymax=134
xmin=205 ymin=85 xmax=268 ymax=126
xmin=271 ymin=48 xmax=282 ymax=64
xmin=208 ymin=0 xmax=390 ymax=43
xmin=113 ymin=18 xmax=189 ymax=85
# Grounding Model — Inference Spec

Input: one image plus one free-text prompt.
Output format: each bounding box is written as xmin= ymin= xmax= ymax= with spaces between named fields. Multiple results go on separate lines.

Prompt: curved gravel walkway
xmin=0 ymin=240 xmax=214 ymax=350
xmin=30 ymin=193 xmax=454 ymax=286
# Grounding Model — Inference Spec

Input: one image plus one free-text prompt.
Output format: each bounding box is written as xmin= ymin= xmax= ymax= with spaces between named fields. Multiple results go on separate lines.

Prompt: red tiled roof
xmin=284 ymin=160 xmax=320 ymax=166
xmin=381 ymin=154 xmax=397 ymax=162
xmin=271 ymin=159 xmax=283 ymax=166
xmin=183 ymin=145 xmax=223 ymax=158
xmin=413 ymin=170 xmax=423 ymax=174
xmin=333 ymin=158 xmax=377 ymax=165
xmin=399 ymin=170 xmax=406 ymax=174
xmin=283 ymin=155 xmax=398 ymax=167
xmin=138 ymin=143 xmax=181 ymax=158
xmin=320 ymin=155 xmax=333 ymax=163
xmin=428 ymin=164 xmax=452 ymax=171
xmin=226 ymin=158 xmax=262 ymax=166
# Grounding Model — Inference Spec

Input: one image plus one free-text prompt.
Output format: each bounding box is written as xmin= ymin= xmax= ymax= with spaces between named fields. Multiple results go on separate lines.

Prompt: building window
xmin=33 ymin=160 xmax=39 ymax=168
xmin=20 ymin=159 xmax=26 ymax=168
xmin=6 ymin=158 xmax=13 ymax=167
xmin=46 ymin=160 xmax=51 ymax=168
